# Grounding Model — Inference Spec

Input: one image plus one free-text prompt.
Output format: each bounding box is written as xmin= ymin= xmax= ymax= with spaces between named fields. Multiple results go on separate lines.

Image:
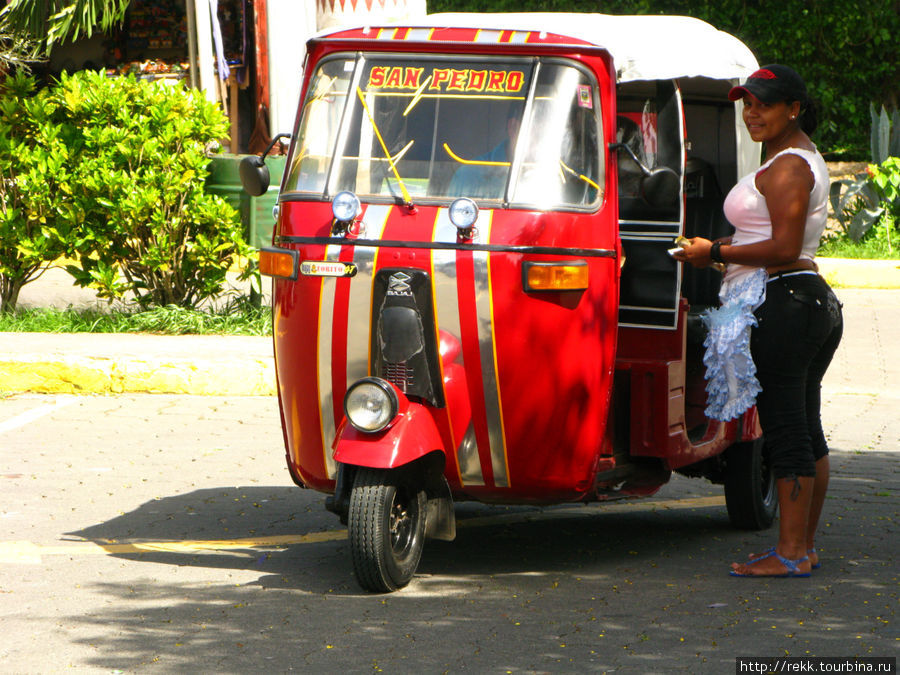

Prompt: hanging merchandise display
xmin=113 ymin=0 xmax=190 ymax=82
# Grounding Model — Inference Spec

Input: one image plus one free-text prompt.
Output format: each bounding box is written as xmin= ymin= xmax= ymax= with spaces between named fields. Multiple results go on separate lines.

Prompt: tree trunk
xmin=0 ymin=275 xmax=23 ymax=314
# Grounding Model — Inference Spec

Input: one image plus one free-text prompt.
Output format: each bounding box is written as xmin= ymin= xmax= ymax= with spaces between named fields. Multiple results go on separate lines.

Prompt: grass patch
xmin=0 ymin=302 xmax=272 ymax=336
xmin=817 ymin=235 xmax=900 ymax=260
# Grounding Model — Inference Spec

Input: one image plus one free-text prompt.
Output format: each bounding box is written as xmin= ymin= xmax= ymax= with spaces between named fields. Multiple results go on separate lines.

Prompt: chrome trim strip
xmin=618 ymin=321 xmax=679 ymax=331
xmin=346 ymin=205 xmax=391 ymax=387
xmin=619 ymin=228 xmax=681 ymax=237
xmin=473 ymin=29 xmax=498 ymax=44
xmin=404 ymin=28 xmax=433 ymax=41
xmin=432 ymin=208 xmax=484 ymax=486
xmin=619 ymin=228 xmax=682 ymax=329
xmin=471 ymin=212 xmax=510 ymax=487
xmin=317 ymin=243 xmax=343 ymax=479
xmin=276 ymin=235 xmax=616 ymax=259
xmin=619 ymin=305 xmax=678 ymax=313
xmin=619 ymin=234 xmax=679 ymax=242
xmin=619 ymin=219 xmax=681 ymax=228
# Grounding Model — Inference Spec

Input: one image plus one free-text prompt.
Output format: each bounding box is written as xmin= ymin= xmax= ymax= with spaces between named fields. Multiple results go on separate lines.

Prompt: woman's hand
xmin=672 ymin=236 xmax=714 ymax=268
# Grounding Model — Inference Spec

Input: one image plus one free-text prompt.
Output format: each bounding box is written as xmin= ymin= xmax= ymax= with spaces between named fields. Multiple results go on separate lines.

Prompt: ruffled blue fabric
xmin=701 ymin=268 xmax=767 ymax=421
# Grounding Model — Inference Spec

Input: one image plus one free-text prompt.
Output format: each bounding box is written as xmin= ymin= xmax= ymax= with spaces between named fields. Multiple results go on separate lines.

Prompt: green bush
xmin=867 ymin=156 xmax=900 ymax=254
xmin=38 ymin=71 xmax=250 ymax=307
xmin=0 ymin=71 xmax=72 ymax=313
xmin=2 ymin=70 xmax=255 ymax=311
xmin=53 ymin=70 xmax=254 ymax=309
xmin=829 ymin=166 xmax=885 ymax=243
xmin=827 ymin=159 xmax=899 ymax=259
xmin=829 ymin=105 xmax=900 ymax=254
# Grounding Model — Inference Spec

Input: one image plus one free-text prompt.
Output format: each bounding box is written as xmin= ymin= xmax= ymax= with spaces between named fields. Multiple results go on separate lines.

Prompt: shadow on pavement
xmin=66 ymin=446 xmax=896 ymax=591
xmin=60 ymin=450 xmax=896 ymax=672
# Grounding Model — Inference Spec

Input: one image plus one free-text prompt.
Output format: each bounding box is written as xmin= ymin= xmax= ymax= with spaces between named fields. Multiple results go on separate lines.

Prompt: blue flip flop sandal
xmin=808 ymin=548 xmax=821 ymax=570
xmin=748 ymin=546 xmax=821 ymax=570
xmin=730 ymin=550 xmax=811 ymax=578
xmin=747 ymin=546 xmax=775 ymax=563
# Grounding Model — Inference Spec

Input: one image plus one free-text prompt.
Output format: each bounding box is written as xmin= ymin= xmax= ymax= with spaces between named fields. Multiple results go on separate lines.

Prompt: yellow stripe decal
xmin=316 ymin=244 xmax=343 ymax=479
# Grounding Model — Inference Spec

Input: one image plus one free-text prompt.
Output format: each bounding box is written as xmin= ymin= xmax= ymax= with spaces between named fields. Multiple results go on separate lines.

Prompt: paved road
xmin=0 ymin=289 xmax=897 ymax=673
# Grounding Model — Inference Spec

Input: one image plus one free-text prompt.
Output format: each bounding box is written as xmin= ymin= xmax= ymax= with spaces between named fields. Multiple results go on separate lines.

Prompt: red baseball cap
xmin=728 ymin=64 xmax=808 ymax=103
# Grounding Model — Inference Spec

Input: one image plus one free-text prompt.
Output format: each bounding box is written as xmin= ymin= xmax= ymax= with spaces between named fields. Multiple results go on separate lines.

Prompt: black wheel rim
xmin=389 ymin=487 xmax=415 ymax=559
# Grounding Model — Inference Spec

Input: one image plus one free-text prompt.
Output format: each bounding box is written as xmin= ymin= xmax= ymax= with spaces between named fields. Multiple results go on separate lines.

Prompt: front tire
xmin=724 ymin=437 xmax=778 ymax=530
xmin=348 ymin=467 xmax=426 ymax=592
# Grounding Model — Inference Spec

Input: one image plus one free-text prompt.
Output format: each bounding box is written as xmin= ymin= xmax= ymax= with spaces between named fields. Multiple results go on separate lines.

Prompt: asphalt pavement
xmin=0 ymin=262 xmax=897 ymax=672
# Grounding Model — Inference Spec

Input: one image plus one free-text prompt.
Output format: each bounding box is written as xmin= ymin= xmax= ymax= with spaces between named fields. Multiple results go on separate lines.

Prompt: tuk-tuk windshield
xmin=284 ymin=53 xmax=603 ymax=209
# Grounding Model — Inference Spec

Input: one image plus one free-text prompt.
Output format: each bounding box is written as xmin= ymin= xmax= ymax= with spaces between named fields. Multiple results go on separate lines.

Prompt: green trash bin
xmin=206 ymin=153 xmax=286 ymax=250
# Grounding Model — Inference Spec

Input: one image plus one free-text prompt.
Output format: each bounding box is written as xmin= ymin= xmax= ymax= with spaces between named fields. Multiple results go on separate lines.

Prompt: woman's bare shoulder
xmin=758 ymin=152 xmax=815 ymax=193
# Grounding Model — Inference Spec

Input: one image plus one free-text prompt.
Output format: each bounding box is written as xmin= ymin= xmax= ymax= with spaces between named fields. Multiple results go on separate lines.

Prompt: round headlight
xmin=344 ymin=378 xmax=399 ymax=433
xmin=449 ymin=198 xmax=478 ymax=231
xmin=332 ymin=191 xmax=361 ymax=222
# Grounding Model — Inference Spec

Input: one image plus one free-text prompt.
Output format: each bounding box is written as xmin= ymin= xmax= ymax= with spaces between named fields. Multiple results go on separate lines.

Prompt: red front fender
xmin=333 ymin=401 xmax=447 ymax=469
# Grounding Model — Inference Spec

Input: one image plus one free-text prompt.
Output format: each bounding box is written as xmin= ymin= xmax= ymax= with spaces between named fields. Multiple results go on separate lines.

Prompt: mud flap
xmin=424 ymin=475 xmax=456 ymax=541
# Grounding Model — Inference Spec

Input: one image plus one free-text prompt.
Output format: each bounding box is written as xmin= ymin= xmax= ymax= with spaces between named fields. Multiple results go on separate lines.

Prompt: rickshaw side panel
xmin=615 ymin=304 xmax=759 ymax=471
xmin=270 ymin=204 xmax=339 ymax=492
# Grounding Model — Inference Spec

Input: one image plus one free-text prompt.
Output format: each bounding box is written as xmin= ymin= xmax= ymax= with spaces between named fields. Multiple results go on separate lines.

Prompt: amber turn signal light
xmin=259 ymin=247 xmax=299 ymax=280
xmin=523 ymin=261 xmax=589 ymax=292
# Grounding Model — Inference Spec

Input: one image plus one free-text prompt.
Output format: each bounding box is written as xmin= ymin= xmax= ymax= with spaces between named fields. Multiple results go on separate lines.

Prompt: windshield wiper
xmin=355 ymin=86 xmax=415 ymax=210
xmin=559 ymin=159 xmax=599 ymax=190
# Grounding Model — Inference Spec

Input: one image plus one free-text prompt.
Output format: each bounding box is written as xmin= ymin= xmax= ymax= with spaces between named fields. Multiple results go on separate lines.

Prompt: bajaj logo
xmin=387 ymin=272 xmax=413 ymax=296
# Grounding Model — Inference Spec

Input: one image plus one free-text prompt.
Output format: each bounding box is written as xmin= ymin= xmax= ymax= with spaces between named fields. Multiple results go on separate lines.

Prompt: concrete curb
xmin=0 ymin=333 xmax=276 ymax=396
xmin=0 ymin=355 xmax=276 ymax=396
xmin=817 ymin=257 xmax=900 ymax=289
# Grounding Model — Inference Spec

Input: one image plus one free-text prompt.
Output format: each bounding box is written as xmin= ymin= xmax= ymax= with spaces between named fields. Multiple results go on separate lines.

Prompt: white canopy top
xmin=315 ymin=12 xmax=759 ymax=84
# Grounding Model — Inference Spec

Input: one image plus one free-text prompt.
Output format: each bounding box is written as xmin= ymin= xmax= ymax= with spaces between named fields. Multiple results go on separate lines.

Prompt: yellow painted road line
xmin=0 ymin=496 xmax=724 ymax=565
xmin=0 ymin=532 xmax=347 ymax=565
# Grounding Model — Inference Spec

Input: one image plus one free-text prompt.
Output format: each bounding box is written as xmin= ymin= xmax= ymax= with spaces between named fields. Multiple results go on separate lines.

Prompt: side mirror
xmin=609 ymin=142 xmax=680 ymax=209
xmin=239 ymin=155 xmax=270 ymax=197
xmin=239 ymin=133 xmax=292 ymax=197
xmin=641 ymin=166 xmax=680 ymax=208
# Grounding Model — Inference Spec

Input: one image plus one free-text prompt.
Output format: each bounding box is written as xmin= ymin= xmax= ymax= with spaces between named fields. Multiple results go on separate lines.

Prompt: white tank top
xmin=721 ymin=147 xmax=829 ymax=286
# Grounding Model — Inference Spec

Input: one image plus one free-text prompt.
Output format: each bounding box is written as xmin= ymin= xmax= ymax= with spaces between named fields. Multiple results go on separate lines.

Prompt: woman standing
xmin=675 ymin=65 xmax=843 ymax=577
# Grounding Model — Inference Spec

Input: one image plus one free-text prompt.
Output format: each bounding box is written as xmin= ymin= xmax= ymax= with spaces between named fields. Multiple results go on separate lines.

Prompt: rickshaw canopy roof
xmin=315 ymin=12 xmax=759 ymax=84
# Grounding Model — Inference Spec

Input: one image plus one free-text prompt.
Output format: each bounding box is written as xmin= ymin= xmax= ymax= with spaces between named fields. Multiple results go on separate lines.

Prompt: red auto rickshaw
xmin=241 ymin=12 xmax=773 ymax=592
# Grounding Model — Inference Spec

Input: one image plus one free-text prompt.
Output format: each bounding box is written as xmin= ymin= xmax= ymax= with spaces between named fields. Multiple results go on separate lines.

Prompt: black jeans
xmin=751 ymin=273 xmax=843 ymax=479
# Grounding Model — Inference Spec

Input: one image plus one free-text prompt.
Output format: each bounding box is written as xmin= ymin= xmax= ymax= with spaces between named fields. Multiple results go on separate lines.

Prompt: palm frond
xmin=1 ymin=0 xmax=130 ymax=53
xmin=0 ymin=26 xmax=46 ymax=71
